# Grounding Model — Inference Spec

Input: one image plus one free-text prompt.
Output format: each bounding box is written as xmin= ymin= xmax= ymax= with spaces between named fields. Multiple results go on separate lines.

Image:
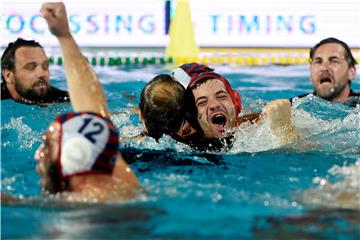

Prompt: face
xmin=192 ymin=79 xmax=237 ymax=138
xmin=34 ymin=122 xmax=63 ymax=194
xmin=310 ymin=43 xmax=356 ymax=101
xmin=12 ymin=47 xmax=51 ymax=101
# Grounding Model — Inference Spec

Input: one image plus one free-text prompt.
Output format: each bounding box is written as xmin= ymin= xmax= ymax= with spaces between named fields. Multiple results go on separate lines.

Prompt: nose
xmin=208 ymin=97 xmax=221 ymax=111
xmin=319 ymin=61 xmax=330 ymax=72
xmin=36 ymin=65 xmax=49 ymax=79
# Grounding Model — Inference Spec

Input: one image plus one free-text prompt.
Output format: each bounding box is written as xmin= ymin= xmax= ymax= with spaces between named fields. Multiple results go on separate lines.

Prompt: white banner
xmin=190 ymin=0 xmax=360 ymax=48
xmin=1 ymin=0 xmax=167 ymax=47
xmin=1 ymin=0 xmax=359 ymax=48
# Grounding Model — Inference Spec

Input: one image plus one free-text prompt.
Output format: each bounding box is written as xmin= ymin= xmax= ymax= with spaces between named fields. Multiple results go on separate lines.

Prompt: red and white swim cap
xmin=171 ymin=63 xmax=214 ymax=87
xmin=53 ymin=112 xmax=119 ymax=179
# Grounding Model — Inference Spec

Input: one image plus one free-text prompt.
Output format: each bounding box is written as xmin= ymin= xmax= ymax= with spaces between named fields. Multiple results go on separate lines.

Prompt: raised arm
xmin=41 ymin=2 xmax=109 ymax=116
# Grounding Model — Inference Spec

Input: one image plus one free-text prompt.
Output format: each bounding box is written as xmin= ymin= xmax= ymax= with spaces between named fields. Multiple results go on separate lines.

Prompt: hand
xmin=262 ymin=99 xmax=292 ymax=131
xmin=262 ymin=99 xmax=298 ymax=142
xmin=40 ymin=2 xmax=71 ymax=38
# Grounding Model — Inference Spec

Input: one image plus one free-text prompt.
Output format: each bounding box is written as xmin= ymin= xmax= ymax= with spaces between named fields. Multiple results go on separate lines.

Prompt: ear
xmin=2 ymin=69 xmax=14 ymax=84
xmin=348 ymin=66 xmax=356 ymax=81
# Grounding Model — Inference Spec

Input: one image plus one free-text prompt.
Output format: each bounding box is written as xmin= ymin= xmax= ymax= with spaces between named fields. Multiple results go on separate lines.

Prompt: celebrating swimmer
xmin=183 ymin=70 xmax=299 ymax=149
xmin=35 ymin=112 xmax=140 ymax=202
xmin=35 ymin=2 xmax=141 ymax=202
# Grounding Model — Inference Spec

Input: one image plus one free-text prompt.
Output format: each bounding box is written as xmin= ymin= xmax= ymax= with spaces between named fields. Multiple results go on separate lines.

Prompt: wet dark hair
xmin=310 ymin=37 xmax=357 ymax=67
xmin=45 ymin=160 xmax=69 ymax=194
xmin=184 ymin=80 xmax=207 ymax=134
xmin=139 ymin=74 xmax=186 ymax=140
xmin=1 ymin=38 xmax=43 ymax=81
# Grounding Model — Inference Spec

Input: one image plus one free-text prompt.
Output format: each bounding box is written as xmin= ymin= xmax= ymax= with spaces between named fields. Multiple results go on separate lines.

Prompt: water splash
xmin=1 ymin=117 xmax=40 ymax=150
xmin=230 ymin=98 xmax=359 ymax=154
xmin=292 ymin=99 xmax=360 ymax=154
xmin=230 ymin=121 xmax=280 ymax=153
xmin=302 ymin=160 xmax=360 ymax=209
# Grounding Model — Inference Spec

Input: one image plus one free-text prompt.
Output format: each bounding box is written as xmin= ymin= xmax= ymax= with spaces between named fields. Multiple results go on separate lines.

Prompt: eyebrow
xmin=22 ymin=59 xmax=49 ymax=66
xmin=23 ymin=61 xmax=37 ymax=67
xmin=329 ymin=56 xmax=341 ymax=60
xmin=195 ymin=96 xmax=207 ymax=105
xmin=314 ymin=54 xmax=341 ymax=60
xmin=195 ymin=90 xmax=228 ymax=104
xmin=215 ymin=90 xmax=228 ymax=95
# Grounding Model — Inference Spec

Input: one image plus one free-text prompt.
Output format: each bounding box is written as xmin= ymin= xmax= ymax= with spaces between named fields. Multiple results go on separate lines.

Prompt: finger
xmin=54 ymin=3 xmax=66 ymax=17
xmin=40 ymin=3 xmax=54 ymax=17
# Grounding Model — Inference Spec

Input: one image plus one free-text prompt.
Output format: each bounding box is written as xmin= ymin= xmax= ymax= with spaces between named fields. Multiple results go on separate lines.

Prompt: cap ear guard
xmin=171 ymin=67 xmax=191 ymax=87
xmin=171 ymin=63 xmax=214 ymax=87
xmin=54 ymin=112 xmax=119 ymax=179
xmin=61 ymin=136 xmax=93 ymax=176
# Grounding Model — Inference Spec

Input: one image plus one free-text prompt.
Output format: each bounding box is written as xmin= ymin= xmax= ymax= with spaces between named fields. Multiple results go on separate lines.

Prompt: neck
xmin=6 ymin=82 xmax=22 ymax=102
xmin=66 ymin=174 xmax=116 ymax=202
xmin=64 ymin=158 xmax=140 ymax=203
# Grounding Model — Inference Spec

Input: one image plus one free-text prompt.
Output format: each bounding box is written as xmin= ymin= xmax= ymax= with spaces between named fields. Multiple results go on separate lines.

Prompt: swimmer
xmin=1 ymin=38 xmax=69 ymax=105
xmin=185 ymin=71 xmax=299 ymax=148
xmin=138 ymin=63 xmax=214 ymax=141
xmin=291 ymin=37 xmax=359 ymax=107
xmin=34 ymin=111 xmax=140 ymax=202
xmin=30 ymin=2 xmax=141 ymax=202
xmin=138 ymin=74 xmax=192 ymax=141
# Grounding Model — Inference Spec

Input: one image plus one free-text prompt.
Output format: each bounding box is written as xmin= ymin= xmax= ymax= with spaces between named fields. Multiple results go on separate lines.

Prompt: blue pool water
xmin=1 ymin=64 xmax=360 ymax=239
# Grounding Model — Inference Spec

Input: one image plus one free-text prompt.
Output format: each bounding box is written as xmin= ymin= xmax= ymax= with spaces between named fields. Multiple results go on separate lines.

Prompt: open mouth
xmin=320 ymin=77 xmax=332 ymax=84
xmin=211 ymin=114 xmax=227 ymax=127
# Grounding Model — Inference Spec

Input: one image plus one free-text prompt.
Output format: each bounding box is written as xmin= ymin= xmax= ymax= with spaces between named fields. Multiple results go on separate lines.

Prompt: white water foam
xmin=302 ymin=160 xmax=360 ymax=209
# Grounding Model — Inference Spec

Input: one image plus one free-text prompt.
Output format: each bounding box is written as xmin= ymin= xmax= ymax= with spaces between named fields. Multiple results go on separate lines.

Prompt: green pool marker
xmin=57 ymin=56 xmax=63 ymax=65
xmin=100 ymin=57 xmax=106 ymax=66
xmin=91 ymin=57 xmax=97 ymax=66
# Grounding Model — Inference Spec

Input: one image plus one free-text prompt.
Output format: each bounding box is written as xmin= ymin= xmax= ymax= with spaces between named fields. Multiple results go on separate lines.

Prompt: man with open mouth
xmin=186 ymin=72 xmax=241 ymax=139
xmin=292 ymin=37 xmax=359 ymax=107
xmin=185 ymin=71 xmax=298 ymax=150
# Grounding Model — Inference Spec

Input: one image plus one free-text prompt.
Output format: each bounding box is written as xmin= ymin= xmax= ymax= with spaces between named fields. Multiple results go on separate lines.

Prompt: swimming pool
xmin=1 ymin=63 xmax=359 ymax=239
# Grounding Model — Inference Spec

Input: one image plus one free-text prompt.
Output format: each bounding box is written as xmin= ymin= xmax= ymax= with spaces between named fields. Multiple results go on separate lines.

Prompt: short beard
xmin=15 ymin=78 xmax=51 ymax=102
xmin=316 ymin=83 xmax=347 ymax=101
